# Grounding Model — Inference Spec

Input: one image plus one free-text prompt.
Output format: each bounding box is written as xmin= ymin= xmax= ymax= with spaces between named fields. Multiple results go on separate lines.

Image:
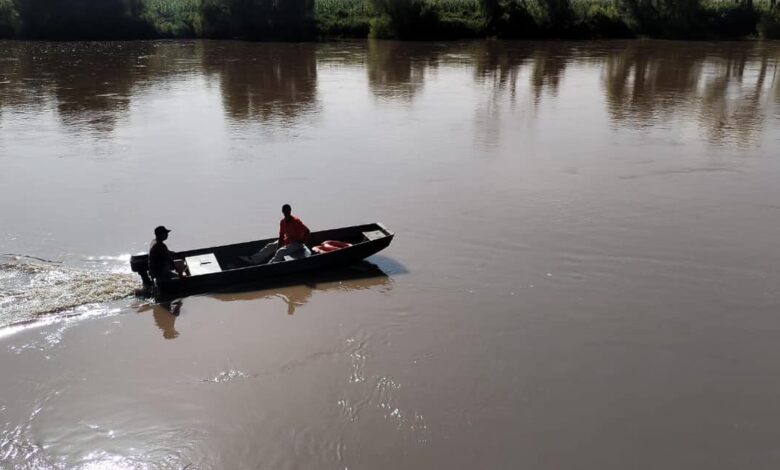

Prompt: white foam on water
xmin=0 ymin=257 xmax=140 ymax=329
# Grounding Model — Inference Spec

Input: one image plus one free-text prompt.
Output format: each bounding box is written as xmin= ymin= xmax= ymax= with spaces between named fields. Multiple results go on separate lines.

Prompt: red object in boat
xmin=313 ymin=240 xmax=352 ymax=254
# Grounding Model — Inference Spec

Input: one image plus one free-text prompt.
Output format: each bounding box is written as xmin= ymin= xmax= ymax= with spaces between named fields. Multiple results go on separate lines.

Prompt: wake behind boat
xmin=131 ymin=223 xmax=394 ymax=298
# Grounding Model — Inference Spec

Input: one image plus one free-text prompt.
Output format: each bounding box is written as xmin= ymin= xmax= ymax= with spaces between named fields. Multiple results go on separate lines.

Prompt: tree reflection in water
xmin=530 ymin=44 xmax=570 ymax=104
xmin=0 ymin=40 xmax=777 ymax=147
xmin=367 ymin=40 xmax=439 ymax=102
xmin=470 ymin=41 xmax=567 ymax=148
xmin=200 ymin=41 xmax=319 ymax=125
xmin=465 ymin=40 xmax=779 ymax=149
xmin=0 ymin=41 xmax=202 ymax=134
xmin=602 ymin=41 xmax=779 ymax=146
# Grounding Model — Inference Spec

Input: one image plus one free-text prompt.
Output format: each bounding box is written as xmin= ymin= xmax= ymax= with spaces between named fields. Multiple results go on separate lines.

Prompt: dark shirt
xmin=149 ymin=240 xmax=176 ymax=279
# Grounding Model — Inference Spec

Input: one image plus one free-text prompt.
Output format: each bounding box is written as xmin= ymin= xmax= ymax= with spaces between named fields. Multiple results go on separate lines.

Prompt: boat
xmin=130 ymin=222 xmax=394 ymax=298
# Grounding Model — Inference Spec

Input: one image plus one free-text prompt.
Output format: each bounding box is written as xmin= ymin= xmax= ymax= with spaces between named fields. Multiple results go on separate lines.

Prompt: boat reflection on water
xmin=211 ymin=261 xmax=393 ymax=316
xmin=136 ymin=261 xmax=392 ymax=338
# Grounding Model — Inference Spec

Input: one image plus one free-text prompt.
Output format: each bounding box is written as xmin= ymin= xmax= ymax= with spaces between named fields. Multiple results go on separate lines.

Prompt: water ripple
xmin=202 ymin=369 xmax=256 ymax=384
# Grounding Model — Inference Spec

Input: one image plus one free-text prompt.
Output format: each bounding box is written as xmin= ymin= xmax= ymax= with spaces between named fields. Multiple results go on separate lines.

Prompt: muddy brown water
xmin=1 ymin=39 xmax=780 ymax=469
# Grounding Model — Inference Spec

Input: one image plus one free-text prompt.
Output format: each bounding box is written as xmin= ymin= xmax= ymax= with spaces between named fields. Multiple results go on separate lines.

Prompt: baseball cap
xmin=154 ymin=226 xmax=171 ymax=237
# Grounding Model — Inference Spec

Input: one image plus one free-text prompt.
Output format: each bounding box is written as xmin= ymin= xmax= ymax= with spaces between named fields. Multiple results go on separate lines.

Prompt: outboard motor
xmin=130 ymin=254 xmax=154 ymax=295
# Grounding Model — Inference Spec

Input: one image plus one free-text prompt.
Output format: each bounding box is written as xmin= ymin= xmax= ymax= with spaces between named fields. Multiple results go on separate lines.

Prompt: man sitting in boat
xmin=241 ymin=204 xmax=312 ymax=265
xmin=149 ymin=226 xmax=185 ymax=281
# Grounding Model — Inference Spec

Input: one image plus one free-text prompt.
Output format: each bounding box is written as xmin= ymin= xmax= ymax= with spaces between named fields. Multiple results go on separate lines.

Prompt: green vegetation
xmin=200 ymin=0 xmax=315 ymax=40
xmin=619 ymin=0 xmax=761 ymax=38
xmin=364 ymin=0 xmax=778 ymax=39
xmin=703 ymin=1 xmax=760 ymax=38
xmin=144 ymin=0 xmax=201 ymax=37
xmin=574 ymin=1 xmax=632 ymax=38
xmin=316 ymin=0 xmax=373 ymax=37
xmin=13 ymin=0 xmax=151 ymax=39
xmin=759 ymin=5 xmax=780 ymax=38
xmin=369 ymin=0 xmax=485 ymax=38
xmin=0 ymin=0 xmax=777 ymax=40
xmin=0 ymin=0 xmax=20 ymax=37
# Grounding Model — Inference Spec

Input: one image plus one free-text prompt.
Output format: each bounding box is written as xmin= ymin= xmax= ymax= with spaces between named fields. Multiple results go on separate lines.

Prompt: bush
xmin=486 ymin=0 xmax=539 ymax=38
xmin=144 ymin=0 xmax=202 ymax=37
xmin=316 ymin=0 xmax=372 ymax=37
xmin=368 ymin=13 xmax=394 ymax=37
xmin=370 ymin=0 xmax=442 ymax=38
xmin=704 ymin=2 xmax=758 ymax=38
xmin=201 ymin=0 xmax=316 ymax=40
xmin=578 ymin=2 xmax=632 ymax=38
xmin=437 ymin=0 xmax=485 ymax=37
xmin=530 ymin=0 xmax=575 ymax=33
xmin=369 ymin=0 xmax=484 ymax=39
xmin=200 ymin=0 xmax=232 ymax=36
xmin=759 ymin=7 xmax=780 ymax=38
xmin=619 ymin=0 xmax=704 ymax=37
xmin=0 ymin=0 xmax=20 ymax=37
xmin=15 ymin=0 xmax=152 ymax=39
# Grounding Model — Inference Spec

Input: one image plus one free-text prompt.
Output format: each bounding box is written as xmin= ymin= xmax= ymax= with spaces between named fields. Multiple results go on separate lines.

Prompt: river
xmin=1 ymin=39 xmax=780 ymax=468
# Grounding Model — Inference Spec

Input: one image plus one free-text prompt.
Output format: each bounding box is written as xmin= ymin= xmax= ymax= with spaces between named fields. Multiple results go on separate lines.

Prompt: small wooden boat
xmin=130 ymin=223 xmax=394 ymax=298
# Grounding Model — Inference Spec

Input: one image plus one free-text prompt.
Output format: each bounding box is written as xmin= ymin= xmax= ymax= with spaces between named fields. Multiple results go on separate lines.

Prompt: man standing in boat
xmin=242 ymin=204 xmax=312 ymax=264
xmin=149 ymin=226 xmax=185 ymax=281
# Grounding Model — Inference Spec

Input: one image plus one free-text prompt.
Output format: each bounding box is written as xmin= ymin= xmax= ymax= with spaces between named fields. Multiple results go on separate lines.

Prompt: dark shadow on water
xmin=210 ymin=261 xmax=397 ymax=316
xmin=365 ymin=255 xmax=409 ymax=276
xmin=136 ymin=260 xmax=402 ymax=337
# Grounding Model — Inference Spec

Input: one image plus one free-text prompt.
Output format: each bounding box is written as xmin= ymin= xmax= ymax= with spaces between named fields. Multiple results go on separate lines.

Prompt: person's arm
xmin=166 ymin=246 xmax=178 ymax=266
xmin=174 ymin=259 xmax=187 ymax=277
xmin=165 ymin=245 xmax=184 ymax=276
xmin=301 ymin=221 xmax=310 ymax=242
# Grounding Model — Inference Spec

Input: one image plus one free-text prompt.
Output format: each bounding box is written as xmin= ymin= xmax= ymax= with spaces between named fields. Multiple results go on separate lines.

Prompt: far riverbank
xmin=1 ymin=0 xmax=780 ymax=42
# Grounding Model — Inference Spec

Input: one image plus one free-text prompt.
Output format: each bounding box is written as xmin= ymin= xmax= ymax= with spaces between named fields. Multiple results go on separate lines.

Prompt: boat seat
xmin=362 ymin=230 xmax=385 ymax=241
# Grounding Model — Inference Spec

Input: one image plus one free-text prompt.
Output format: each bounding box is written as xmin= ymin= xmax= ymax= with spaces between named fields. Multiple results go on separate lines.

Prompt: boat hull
xmin=130 ymin=223 xmax=394 ymax=299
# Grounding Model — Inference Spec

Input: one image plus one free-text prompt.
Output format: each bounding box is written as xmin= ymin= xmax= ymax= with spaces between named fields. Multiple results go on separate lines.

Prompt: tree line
xmin=0 ymin=0 xmax=778 ymax=40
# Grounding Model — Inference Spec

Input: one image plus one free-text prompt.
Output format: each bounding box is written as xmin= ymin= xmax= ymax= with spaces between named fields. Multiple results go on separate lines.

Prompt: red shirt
xmin=280 ymin=216 xmax=309 ymax=246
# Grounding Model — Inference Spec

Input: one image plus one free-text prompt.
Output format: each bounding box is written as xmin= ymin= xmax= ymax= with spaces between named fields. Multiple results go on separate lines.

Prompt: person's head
xmin=154 ymin=225 xmax=171 ymax=241
xmin=282 ymin=204 xmax=292 ymax=218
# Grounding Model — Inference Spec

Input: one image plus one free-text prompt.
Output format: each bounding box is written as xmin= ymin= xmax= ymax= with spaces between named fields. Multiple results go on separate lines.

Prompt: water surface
xmin=1 ymin=39 xmax=780 ymax=469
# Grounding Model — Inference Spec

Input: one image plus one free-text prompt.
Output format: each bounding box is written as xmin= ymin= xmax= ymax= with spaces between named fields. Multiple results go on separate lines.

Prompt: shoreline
xmin=0 ymin=36 xmax=774 ymax=45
